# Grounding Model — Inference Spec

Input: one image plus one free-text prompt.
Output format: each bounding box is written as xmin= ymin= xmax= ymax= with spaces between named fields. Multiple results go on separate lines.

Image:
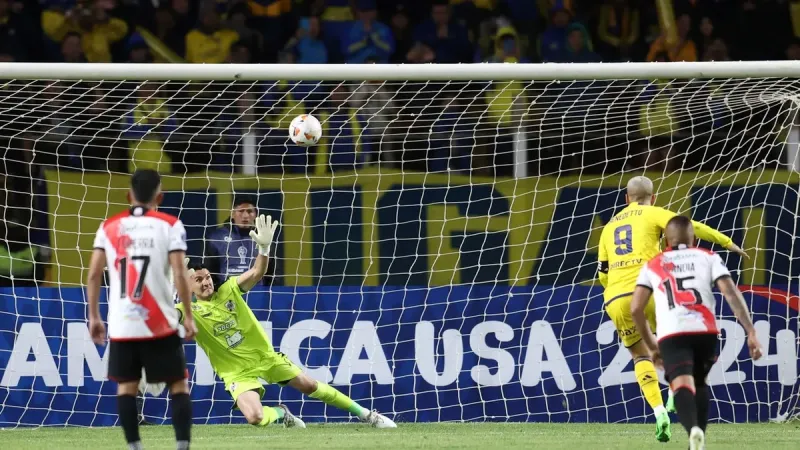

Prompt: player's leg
xmin=285 ymin=373 xmax=396 ymax=428
xmin=660 ymin=335 xmax=705 ymax=450
xmin=108 ymin=340 xmax=145 ymax=450
xmin=265 ymin=352 xmax=396 ymax=428
xmin=606 ymin=297 xmax=669 ymax=441
xmin=693 ymin=334 xmax=718 ymax=434
xmin=142 ymin=334 xmax=193 ymax=449
xmin=228 ymin=380 xmax=302 ymax=428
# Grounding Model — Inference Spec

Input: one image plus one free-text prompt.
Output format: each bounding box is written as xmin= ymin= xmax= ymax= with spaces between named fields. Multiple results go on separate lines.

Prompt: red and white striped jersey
xmin=635 ymin=244 xmax=731 ymax=340
xmin=93 ymin=206 xmax=187 ymax=341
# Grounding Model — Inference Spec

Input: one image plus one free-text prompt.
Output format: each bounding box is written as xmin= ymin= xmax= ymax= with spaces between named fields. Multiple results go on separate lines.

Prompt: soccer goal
xmin=0 ymin=61 xmax=798 ymax=427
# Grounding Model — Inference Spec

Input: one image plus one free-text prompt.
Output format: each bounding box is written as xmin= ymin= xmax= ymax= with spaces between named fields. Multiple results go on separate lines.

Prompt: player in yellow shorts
xmin=596 ymin=176 xmax=746 ymax=442
xmin=175 ymin=214 xmax=396 ymax=429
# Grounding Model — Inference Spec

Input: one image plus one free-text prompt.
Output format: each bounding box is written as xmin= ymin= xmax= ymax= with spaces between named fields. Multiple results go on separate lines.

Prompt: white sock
xmin=653 ymin=405 xmax=667 ymax=416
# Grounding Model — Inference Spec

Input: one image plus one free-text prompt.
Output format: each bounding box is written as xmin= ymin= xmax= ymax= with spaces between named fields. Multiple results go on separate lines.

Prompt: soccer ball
xmin=289 ymin=114 xmax=322 ymax=146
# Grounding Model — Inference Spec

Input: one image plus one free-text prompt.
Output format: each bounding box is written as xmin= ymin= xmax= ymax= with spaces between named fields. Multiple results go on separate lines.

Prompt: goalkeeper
xmin=596 ymin=176 xmax=746 ymax=443
xmin=175 ymin=214 xmax=396 ymax=429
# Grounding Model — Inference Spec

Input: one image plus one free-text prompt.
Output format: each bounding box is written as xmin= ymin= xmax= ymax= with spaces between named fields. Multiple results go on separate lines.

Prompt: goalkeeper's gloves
xmin=249 ymin=214 xmax=279 ymax=256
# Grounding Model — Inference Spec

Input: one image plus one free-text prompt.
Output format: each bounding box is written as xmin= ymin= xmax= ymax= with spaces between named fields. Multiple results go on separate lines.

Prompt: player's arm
xmin=86 ymin=248 xmax=107 ymax=345
xmin=237 ymin=214 xmax=279 ymax=292
xmin=170 ymin=251 xmax=195 ymax=340
xmin=713 ymin=255 xmax=762 ymax=360
xmin=597 ymin=226 xmax=609 ymax=288
xmin=650 ymin=206 xmax=746 ymax=257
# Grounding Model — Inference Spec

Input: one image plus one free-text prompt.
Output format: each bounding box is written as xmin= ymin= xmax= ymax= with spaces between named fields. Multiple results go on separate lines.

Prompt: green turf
xmin=2 ymin=422 xmax=799 ymax=449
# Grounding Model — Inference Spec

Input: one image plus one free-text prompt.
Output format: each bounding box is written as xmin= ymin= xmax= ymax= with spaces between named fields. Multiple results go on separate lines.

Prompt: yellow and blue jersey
xmin=597 ymin=202 xmax=733 ymax=303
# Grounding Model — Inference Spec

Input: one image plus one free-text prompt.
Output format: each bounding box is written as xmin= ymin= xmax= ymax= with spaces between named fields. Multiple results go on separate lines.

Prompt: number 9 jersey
xmin=635 ymin=244 xmax=731 ymax=340
xmin=93 ymin=206 xmax=187 ymax=341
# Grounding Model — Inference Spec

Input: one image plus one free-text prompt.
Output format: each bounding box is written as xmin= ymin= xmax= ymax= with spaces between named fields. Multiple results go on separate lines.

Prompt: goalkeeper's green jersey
xmin=176 ymin=277 xmax=274 ymax=380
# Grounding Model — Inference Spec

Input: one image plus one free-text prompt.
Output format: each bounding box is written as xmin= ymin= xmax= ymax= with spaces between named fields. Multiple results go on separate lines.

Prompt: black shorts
xmin=107 ymin=333 xmax=187 ymax=383
xmin=659 ymin=333 xmax=718 ymax=384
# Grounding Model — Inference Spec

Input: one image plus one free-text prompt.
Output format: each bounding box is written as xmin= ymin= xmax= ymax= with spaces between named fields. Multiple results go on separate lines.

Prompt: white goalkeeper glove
xmin=249 ymin=214 xmax=279 ymax=256
xmin=138 ymin=368 xmax=166 ymax=397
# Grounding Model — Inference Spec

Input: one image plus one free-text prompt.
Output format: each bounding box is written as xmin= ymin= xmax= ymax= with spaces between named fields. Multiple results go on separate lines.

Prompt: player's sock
xmin=695 ymin=385 xmax=710 ymax=432
xmin=309 ymin=382 xmax=369 ymax=419
xmin=118 ymin=394 xmax=141 ymax=446
xmin=673 ymin=386 xmax=698 ymax=434
xmin=634 ymin=357 xmax=664 ymax=411
xmin=258 ymin=406 xmax=282 ymax=426
xmin=170 ymin=393 xmax=191 ymax=449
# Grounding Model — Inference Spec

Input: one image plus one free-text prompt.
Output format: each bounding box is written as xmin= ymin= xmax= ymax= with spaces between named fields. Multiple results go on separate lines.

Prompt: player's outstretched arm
xmin=716 ymin=277 xmax=763 ymax=360
xmin=237 ymin=214 xmax=279 ymax=292
xmin=170 ymin=251 xmax=195 ymax=340
xmin=86 ymin=248 xmax=107 ymax=345
xmin=650 ymin=206 xmax=746 ymax=257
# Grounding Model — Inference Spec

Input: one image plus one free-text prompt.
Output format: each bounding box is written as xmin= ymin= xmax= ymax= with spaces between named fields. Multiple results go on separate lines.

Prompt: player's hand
xmin=184 ymin=257 xmax=194 ymax=278
xmin=650 ymin=350 xmax=663 ymax=370
xmin=747 ymin=334 xmax=763 ymax=360
xmin=249 ymin=214 xmax=279 ymax=254
xmin=88 ymin=318 xmax=106 ymax=345
xmin=183 ymin=316 xmax=197 ymax=341
xmin=727 ymin=243 xmax=749 ymax=259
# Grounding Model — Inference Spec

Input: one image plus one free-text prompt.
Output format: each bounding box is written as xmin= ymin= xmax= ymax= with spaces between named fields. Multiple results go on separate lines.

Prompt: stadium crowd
xmin=1 ymin=0 xmax=799 ymax=287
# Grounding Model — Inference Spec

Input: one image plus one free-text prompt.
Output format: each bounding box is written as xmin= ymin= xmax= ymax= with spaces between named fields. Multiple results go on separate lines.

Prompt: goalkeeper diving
xmin=174 ymin=214 xmax=396 ymax=428
xmin=596 ymin=176 xmax=746 ymax=443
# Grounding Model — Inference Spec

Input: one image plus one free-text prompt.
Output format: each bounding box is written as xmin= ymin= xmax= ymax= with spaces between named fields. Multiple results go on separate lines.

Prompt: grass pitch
xmin=2 ymin=422 xmax=799 ymax=449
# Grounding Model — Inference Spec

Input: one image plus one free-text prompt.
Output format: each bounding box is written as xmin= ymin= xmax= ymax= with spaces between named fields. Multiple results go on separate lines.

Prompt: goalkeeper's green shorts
xmin=224 ymin=352 xmax=302 ymax=408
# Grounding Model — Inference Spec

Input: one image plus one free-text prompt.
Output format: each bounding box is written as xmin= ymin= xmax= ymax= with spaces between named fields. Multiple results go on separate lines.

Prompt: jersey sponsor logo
xmin=225 ymin=330 xmax=244 ymax=348
xmin=609 ymin=258 xmax=643 ymax=270
xmin=123 ymin=304 xmax=150 ymax=321
xmin=213 ymin=318 xmax=237 ymax=335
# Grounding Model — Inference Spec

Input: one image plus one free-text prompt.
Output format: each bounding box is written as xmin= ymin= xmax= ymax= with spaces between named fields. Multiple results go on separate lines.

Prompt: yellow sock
xmin=257 ymin=406 xmax=280 ymax=426
xmin=634 ymin=357 xmax=664 ymax=411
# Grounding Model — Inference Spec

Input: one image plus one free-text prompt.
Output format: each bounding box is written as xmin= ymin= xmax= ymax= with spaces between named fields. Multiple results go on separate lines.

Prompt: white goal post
xmin=0 ymin=61 xmax=798 ymax=427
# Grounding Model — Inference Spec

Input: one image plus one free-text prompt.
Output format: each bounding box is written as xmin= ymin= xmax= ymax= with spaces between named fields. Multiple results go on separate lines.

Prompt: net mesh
xmin=0 ymin=74 xmax=799 ymax=426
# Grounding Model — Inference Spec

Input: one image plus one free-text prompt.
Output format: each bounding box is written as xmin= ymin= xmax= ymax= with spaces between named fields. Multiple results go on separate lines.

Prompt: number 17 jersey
xmin=93 ymin=206 xmax=187 ymax=341
xmin=635 ymin=245 xmax=730 ymax=340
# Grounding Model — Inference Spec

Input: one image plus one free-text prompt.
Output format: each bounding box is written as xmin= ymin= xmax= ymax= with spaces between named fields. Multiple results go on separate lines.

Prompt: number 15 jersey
xmin=598 ymin=202 xmax=733 ymax=304
xmin=93 ymin=206 xmax=187 ymax=341
xmin=635 ymin=245 xmax=730 ymax=340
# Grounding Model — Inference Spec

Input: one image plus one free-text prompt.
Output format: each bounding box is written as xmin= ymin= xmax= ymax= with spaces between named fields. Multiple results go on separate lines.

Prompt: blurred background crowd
xmin=1 ymin=0 xmax=798 ymax=286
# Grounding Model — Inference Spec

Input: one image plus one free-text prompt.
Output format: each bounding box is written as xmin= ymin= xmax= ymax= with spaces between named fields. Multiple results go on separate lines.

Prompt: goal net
xmin=0 ymin=62 xmax=798 ymax=427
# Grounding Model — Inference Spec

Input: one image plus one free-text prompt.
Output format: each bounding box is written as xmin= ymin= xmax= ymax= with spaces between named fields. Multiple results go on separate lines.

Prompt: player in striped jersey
xmin=631 ymin=216 xmax=762 ymax=450
xmin=87 ymin=169 xmax=197 ymax=450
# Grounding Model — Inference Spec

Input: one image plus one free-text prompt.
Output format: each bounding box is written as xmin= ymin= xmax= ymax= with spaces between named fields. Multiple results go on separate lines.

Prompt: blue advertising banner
xmin=1 ymin=285 xmax=797 ymax=426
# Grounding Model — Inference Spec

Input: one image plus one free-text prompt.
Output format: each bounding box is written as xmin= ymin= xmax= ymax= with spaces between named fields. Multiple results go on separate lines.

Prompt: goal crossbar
xmin=2 ymin=61 xmax=800 ymax=81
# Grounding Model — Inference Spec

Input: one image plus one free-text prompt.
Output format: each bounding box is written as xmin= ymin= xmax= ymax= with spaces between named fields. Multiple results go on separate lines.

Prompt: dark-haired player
xmin=87 ymin=169 xmax=197 ymax=450
xmin=175 ymin=214 xmax=397 ymax=429
xmin=631 ymin=215 xmax=763 ymax=450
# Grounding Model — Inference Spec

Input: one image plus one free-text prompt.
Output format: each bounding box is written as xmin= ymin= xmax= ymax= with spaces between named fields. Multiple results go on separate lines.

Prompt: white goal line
xmin=1 ymin=61 xmax=800 ymax=81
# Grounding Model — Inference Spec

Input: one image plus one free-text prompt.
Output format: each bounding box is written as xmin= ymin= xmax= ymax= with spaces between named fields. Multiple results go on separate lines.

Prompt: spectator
xmin=646 ymin=13 xmax=697 ymax=62
xmin=787 ymin=38 xmax=800 ymax=60
xmin=538 ymin=6 xmax=572 ymax=62
xmin=343 ymin=0 xmax=394 ymax=64
xmin=127 ymin=33 xmax=153 ymax=63
xmin=204 ymin=194 xmax=260 ymax=281
xmin=185 ymin=3 xmax=239 ymax=64
xmin=41 ymin=1 xmax=128 ymax=63
xmin=60 ymin=31 xmax=87 ymax=63
xmin=389 ymin=4 xmax=413 ymax=64
xmin=486 ymin=25 xmax=529 ymax=63
xmin=123 ymin=82 xmax=177 ymax=174
xmin=596 ymin=0 xmax=639 ymax=61
xmin=285 ymin=16 xmax=328 ymax=64
xmin=0 ymin=0 xmax=39 ymax=62
xmin=320 ymin=0 xmax=355 ymax=63
xmin=246 ymin=0 xmax=294 ymax=62
xmin=151 ymin=5 xmax=186 ymax=62
xmin=351 ymin=62 xmax=395 ymax=162
xmin=703 ymin=37 xmax=730 ymax=62
xmin=409 ymin=0 xmax=472 ymax=64
xmin=227 ymin=40 xmax=253 ymax=64
xmin=695 ymin=16 xmax=717 ymax=59
xmin=560 ymin=23 xmax=599 ymax=63
xmin=317 ymin=85 xmax=366 ymax=174
xmin=227 ymin=2 xmax=263 ymax=62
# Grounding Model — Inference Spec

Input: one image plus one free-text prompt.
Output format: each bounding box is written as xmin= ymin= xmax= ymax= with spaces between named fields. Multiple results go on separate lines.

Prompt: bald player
xmin=596 ymin=176 xmax=746 ymax=442
xmin=631 ymin=216 xmax=761 ymax=450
